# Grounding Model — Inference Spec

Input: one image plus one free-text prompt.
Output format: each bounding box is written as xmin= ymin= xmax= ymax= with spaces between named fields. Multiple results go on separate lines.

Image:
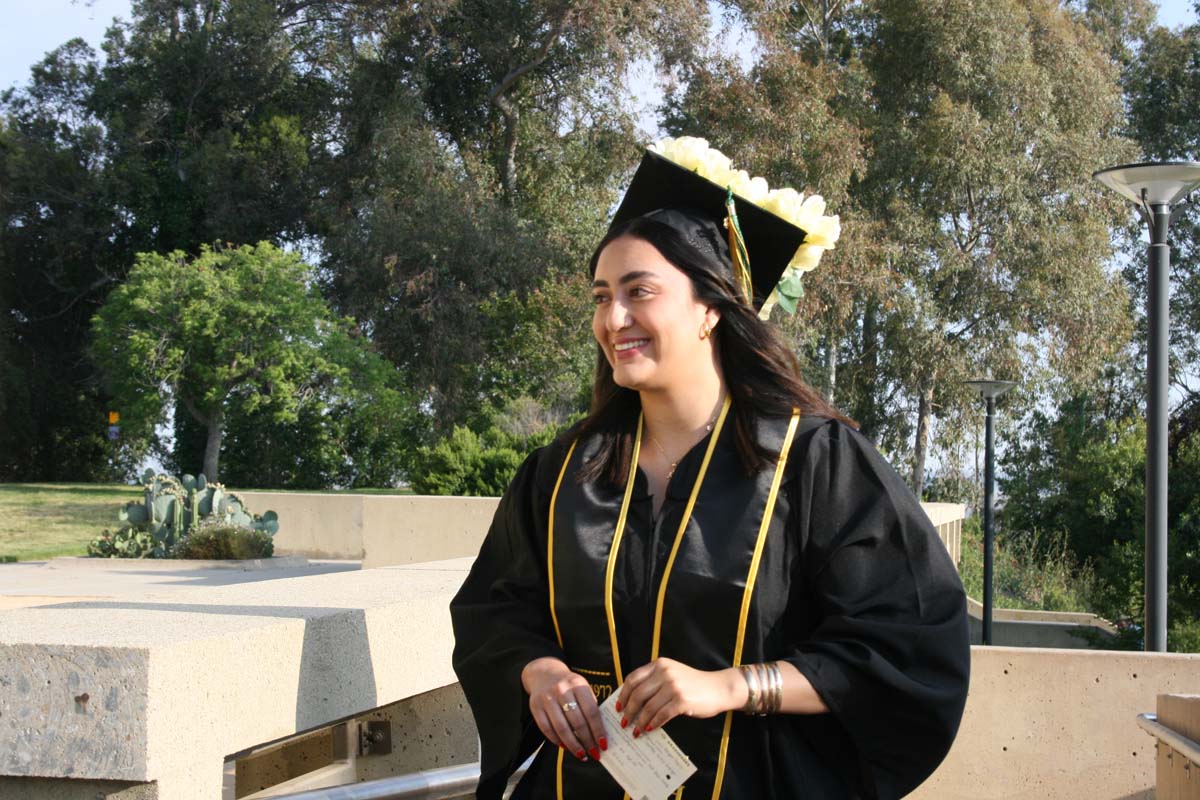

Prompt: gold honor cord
xmin=547 ymin=439 xmax=578 ymax=800
xmin=605 ymin=413 xmax=644 ymax=687
xmin=650 ymin=395 xmax=733 ymax=660
xmin=548 ymin=439 xmax=579 ymax=650
xmin=710 ymin=410 xmax=801 ymax=800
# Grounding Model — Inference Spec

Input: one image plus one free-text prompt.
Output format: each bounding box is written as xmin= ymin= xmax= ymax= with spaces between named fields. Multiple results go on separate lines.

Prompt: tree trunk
xmin=826 ymin=323 xmax=838 ymax=404
xmin=911 ymin=378 xmax=934 ymax=498
xmin=202 ymin=406 xmax=224 ymax=483
xmin=858 ymin=301 xmax=879 ymax=440
xmin=487 ymin=6 xmax=572 ymax=204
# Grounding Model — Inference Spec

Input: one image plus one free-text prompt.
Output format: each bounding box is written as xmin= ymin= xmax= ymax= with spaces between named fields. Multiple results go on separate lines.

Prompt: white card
xmin=595 ymin=689 xmax=697 ymax=800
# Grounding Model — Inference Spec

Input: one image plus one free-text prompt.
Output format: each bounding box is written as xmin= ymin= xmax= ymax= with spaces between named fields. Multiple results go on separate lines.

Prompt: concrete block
xmin=0 ymin=645 xmax=149 ymax=780
xmin=0 ymin=559 xmax=475 ymax=800
xmin=912 ymin=646 xmax=1200 ymax=799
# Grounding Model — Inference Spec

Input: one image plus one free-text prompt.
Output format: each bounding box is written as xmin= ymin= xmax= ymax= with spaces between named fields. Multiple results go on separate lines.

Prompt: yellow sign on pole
xmin=108 ymin=411 xmax=120 ymax=425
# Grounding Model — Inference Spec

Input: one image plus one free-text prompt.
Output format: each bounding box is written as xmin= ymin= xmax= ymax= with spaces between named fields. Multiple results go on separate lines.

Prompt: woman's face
xmin=591 ymin=235 xmax=719 ymax=393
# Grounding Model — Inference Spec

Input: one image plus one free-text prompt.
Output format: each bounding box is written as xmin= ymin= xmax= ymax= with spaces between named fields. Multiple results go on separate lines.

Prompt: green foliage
xmin=411 ymin=404 xmax=570 ymax=496
xmin=959 ymin=515 xmax=1099 ymax=613
xmin=90 ymin=242 xmax=411 ymax=483
xmin=1000 ymin=391 xmax=1200 ymax=652
xmin=170 ymin=523 xmax=274 ymax=560
xmin=87 ymin=470 xmax=277 ymax=559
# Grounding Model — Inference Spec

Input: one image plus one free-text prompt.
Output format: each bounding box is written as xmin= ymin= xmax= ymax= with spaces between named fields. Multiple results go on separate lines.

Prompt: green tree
xmin=0 ymin=41 xmax=133 ymax=481
xmin=316 ymin=1 xmax=715 ymax=432
xmin=90 ymin=242 xmax=408 ymax=483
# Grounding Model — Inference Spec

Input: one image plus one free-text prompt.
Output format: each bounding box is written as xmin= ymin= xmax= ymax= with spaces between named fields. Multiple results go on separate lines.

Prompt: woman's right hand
xmin=521 ymin=657 xmax=608 ymax=762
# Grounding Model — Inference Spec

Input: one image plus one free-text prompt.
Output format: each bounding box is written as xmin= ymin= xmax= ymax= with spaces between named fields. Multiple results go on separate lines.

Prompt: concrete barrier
xmin=237 ymin=492 xmax=367 ymax=560
xmin=911 ymin=647 xmax=1200 ymax=800
xmin=246 ymin=490 xmax=963 ymax=570
xmin=965 ymin=597 xmax=1116 ymax=649
xmin=0 ymin=557 xmax=475 ymax=800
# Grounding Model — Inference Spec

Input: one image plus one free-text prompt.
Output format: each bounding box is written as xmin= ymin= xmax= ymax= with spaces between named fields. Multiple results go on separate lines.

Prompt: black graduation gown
xmin=450 ymin=413 xmax=970 ymax=800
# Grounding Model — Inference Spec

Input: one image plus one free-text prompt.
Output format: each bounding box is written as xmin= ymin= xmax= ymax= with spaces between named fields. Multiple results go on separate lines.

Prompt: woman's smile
xmin=613 ymin=337 xmax=651 ymax=358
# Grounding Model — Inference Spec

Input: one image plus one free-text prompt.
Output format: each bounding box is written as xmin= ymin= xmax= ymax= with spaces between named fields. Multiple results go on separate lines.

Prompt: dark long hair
xmin=576 ymin=214 xmax=855 ymax=486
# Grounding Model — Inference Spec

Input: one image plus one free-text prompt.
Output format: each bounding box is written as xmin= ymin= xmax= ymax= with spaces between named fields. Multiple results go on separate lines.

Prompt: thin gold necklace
xmin=648 ymin=397 xmax=725 ymax=479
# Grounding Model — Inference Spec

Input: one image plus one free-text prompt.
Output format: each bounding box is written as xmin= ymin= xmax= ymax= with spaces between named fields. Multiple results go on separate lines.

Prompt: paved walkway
xmin=0 ymin=557 xmax=361 ymax=609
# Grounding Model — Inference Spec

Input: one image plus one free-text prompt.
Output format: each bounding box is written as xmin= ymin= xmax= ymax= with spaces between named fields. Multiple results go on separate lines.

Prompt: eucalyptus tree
xmin=317 ymin=1 xmax=715 ymax=431
xmin=861 ymin=0 xmax=1137 ymax=496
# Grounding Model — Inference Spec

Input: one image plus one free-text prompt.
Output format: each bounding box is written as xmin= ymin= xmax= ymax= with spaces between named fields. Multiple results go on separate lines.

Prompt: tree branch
xmin=488 ymin=3 xmax=574 ymax=201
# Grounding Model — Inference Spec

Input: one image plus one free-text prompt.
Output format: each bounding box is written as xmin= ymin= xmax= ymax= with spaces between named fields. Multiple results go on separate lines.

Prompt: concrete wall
xmin=911 ymin=647 xmax=1200 ymax=800
xmin=247 ymin=490 xmax=963 ymax=570
xmin=965 ymin=597 xmax=1116 ymax=649
xmin=237 ymin=492 xmax=367 ymax=560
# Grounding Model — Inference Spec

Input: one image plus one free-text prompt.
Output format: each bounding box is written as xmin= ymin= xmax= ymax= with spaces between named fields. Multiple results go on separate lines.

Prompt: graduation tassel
xmin=724 ymin=188 xmax=754 ymax=305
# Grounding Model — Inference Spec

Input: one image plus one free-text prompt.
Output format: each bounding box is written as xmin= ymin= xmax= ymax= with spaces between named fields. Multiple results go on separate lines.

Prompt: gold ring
xmin=561 ymin=700 xmax=579 ymax=713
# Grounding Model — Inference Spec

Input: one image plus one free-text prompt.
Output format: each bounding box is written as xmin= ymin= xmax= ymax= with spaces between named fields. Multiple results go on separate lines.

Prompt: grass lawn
xmin=0 ymin=483 xmax=144 ymax=561
xmin=0 ymin=482 xmax=414 ymax=561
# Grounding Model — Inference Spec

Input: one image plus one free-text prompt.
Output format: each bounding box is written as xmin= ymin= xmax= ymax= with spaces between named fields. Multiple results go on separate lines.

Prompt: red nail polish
xmin=644 ymin=724 xmax=653 ymax=732
xmin=615 ymin=701 xmax=622 ymax=712
xmin=576 ymin=749 xmax=586 ymax=761
xmin=620 ymin=718 xmax=628 ymax=729
xmin=589 ymin=747 xmax=600 ymax=760
xmin=633 ymin=727 xmax=641 ymax=738
xmin=599 ymin=737 xmax=608 ymax=751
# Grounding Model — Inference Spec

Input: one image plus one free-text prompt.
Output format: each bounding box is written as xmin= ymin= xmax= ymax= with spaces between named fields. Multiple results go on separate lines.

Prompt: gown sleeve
xmin=450 ymin=445 xmax=567 ymax=799
xmin=783 ymin=419 xmax=971 ymax=800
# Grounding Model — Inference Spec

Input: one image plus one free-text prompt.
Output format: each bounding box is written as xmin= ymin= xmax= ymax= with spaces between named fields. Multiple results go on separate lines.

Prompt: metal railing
xmin=264 ymin=758 xmax=531 ymax=800
xmin=1137 ymin=712 xmax=1200 ymax=763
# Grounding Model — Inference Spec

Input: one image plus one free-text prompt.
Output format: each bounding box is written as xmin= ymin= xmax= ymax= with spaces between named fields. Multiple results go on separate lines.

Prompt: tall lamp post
xmin=965 ymin=379 xmax=1016 ymax=645
xmin=1094 ymin=162 xmax=1200 ymax=652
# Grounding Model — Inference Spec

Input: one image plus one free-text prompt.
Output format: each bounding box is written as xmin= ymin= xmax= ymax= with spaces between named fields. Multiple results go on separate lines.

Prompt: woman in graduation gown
xmin=451 ymin=139 xmax=971 ymax=800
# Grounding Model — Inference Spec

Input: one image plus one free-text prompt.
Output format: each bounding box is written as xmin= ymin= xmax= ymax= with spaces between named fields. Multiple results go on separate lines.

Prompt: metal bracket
xmin=357 ymin=720 xmax=392 ymax=757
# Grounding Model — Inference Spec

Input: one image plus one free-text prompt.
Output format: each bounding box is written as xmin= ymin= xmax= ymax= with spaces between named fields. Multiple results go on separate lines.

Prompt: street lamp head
xmin=1093 ymin=161 xmax=1200 ymax=207
xmin=964 ymin=379 xmax=1017 ymax=400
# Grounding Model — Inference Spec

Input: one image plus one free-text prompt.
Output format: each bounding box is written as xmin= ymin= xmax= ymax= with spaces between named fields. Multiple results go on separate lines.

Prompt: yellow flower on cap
xmin=648 ymin=136 xmax=843 ymax=317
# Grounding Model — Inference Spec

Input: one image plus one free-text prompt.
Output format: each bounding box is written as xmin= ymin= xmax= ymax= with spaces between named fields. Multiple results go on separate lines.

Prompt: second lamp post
xmin=965 ymin=379 xmax=1016 ymax=645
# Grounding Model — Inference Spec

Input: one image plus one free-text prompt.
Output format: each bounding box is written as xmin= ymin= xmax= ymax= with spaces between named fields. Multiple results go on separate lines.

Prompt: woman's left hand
xmin=616 ymin=658 xmax=746 ymax=735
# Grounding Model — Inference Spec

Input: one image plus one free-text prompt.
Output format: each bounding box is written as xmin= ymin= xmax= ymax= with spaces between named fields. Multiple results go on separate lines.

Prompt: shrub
xmin=411 ymin=406 xmax=573 ymax=496
xmin=170 ymin=525 xmax=274 ymax=560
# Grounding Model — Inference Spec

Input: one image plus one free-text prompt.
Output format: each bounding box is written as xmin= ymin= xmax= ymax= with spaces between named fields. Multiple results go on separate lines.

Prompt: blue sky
xmin=3 ymin=0 xmax=1198 ymax=95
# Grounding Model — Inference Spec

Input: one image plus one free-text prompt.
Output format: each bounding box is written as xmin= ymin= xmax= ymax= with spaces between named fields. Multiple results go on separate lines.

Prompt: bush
xmin=411 ymin=405 xmax=573 ymax=496
xmin=170 ymin=525 xmax=274 ymax=560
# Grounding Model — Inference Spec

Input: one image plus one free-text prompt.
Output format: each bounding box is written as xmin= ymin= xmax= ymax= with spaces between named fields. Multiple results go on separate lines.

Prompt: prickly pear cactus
xmin=91 ymin=471 xmax=279 ymax=559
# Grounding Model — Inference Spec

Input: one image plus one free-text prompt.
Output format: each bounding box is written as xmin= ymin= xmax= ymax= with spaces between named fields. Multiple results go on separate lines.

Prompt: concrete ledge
xmin=0 ymin=557 xmax=474 ymax=800
xmin=966 ymin=597 xmax=1116 ymax=648
xmin=912 ymin=646 xmax=1200 ymax=799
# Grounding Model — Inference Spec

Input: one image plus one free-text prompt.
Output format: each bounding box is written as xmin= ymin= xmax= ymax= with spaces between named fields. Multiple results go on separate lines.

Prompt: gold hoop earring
xmin=700 ymin=321 xmax=713 ymax=340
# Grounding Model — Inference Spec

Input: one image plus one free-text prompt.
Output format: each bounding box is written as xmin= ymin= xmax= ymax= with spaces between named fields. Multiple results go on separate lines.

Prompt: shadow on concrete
xmin=33 ymin=600 xmax=380 ymax=732
xmin=106 ymin=562 xmax=361 ymax=588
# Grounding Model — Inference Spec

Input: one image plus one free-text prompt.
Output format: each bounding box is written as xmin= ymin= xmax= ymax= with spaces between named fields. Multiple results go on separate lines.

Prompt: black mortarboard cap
xmin=608 ymin=149 xmax=810 ymax=310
